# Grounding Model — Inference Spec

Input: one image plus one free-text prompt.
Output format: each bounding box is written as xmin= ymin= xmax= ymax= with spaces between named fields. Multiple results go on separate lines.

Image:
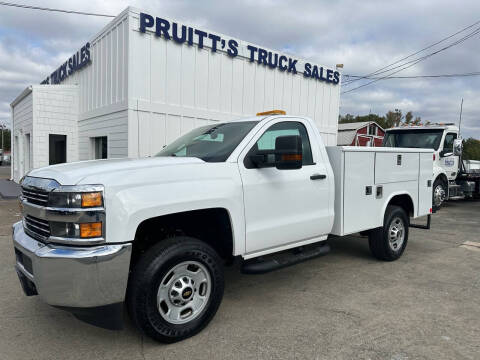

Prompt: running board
xmin=409 ymin=214 xmax=431 ymax=230
xmin=241 ymin=243 xmax=330 ymax=274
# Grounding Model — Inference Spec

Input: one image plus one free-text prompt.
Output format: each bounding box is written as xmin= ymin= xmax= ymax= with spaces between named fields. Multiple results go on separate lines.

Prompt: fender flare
xmin=380 ymin=191 xmax=416 ymax=219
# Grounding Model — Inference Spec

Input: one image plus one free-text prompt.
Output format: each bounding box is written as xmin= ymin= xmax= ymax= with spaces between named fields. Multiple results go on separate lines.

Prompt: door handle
xmin=310 ymin=174 xmax=326 ymax=180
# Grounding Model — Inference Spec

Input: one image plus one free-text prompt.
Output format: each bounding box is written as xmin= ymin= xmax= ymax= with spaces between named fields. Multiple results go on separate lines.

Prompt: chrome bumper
xmin=12 ymin=221 xmax=132 ymax=309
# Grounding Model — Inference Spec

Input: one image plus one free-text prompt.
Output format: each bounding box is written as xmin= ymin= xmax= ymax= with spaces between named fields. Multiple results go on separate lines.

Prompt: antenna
xmin=458 ymin=98 xmax=464 ymax=136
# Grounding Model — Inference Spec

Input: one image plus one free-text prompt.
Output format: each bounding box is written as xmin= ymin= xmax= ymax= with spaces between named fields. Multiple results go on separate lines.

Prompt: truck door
xmin=238 ymin=118 xmax=332 ymax=254
xmin=441 ymin=132 xmax=459 ymax=180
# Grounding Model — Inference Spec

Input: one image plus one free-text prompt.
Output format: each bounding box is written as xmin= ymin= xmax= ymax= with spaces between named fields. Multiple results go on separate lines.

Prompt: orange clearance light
xmin=282 ymin=154 xmax=302 ymax=161
xmin=80 ymin=222 xmax=102 ymax=238
xmin=256 ymin=110 xmax=286 ymax=116
xmin=81 ymin=192 xmax=102 ymax=207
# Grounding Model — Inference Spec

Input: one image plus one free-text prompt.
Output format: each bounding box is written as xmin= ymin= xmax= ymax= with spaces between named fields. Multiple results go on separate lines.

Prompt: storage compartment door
xmin=418 ymin=153 xmax=433 ymax=216
xmin=343 ymin=152 xmax=377 ymax=234
xmin=375 ymin=152 xmax=418 ymax=184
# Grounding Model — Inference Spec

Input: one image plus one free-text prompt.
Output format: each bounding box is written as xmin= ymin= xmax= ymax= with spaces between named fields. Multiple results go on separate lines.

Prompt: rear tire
xmin=368 ymin=205 xmax=409 ymax=261
xmin=127 ymin=236 xmax=224 ymax=343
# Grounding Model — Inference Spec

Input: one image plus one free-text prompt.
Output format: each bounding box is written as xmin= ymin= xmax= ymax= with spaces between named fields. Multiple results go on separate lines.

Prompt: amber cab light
xmin=81 ymin=192 xmax=102 ymax=207
xmin=256 ymin=110 xmax=286 ymax=116
xmin=80 ymin=222 xmax=102 ymax=238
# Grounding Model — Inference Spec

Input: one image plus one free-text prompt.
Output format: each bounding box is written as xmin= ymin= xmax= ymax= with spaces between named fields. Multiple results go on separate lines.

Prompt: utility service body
xmin=139 ymin=13 xmax=341 ymax=84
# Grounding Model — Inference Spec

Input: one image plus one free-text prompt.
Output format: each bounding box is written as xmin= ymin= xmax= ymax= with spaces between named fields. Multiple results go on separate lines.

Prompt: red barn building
xmin=337 ymin=121 xmax=385 ymax=147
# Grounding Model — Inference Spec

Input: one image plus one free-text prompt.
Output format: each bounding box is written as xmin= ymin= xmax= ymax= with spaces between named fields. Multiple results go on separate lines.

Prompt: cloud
xmin=0 ymin=0 xmax=479 ymax=138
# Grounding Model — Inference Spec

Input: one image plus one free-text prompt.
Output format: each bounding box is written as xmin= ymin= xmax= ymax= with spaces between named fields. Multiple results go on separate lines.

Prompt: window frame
xmin=443 ymin=132 xmax=457 ymax=154
xmin=243 ymin=120 xmax=315 ymax=169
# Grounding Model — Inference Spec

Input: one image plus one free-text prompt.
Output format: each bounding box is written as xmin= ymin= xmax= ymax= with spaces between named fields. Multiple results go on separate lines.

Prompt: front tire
xmin=127 ymin=237 xmax=224 ymax=343
xmin=368 ymin=205 xmax=409 ymax=261
xmin=432 ymin=178 xmax=447 ymax=211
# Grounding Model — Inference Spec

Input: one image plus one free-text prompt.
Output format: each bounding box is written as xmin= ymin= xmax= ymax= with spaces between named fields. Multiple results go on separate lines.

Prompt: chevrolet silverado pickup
xmin=12 ymin=113 xmax=433 ymax=343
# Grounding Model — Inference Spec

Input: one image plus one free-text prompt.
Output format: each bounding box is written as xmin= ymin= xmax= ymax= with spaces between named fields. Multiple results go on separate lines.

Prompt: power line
xmin=343 ymin=18 xmax=480 ymax=86
xmin=344 ymin=72 xmax=480 ymax=80
xmin=0 ymin=1 xmax=115 ymax=17
xmin=342 ymin=26 xmax=480 ymax=94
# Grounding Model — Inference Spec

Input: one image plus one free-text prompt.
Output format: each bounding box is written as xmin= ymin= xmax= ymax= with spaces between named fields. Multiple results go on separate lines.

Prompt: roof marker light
xmin=256 ymin=110 xmax=286 ymax=116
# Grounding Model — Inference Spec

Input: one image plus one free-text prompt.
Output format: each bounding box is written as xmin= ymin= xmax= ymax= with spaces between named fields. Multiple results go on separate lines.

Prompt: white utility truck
xmin=12 ymin=112 xmax=433 ymax=343
xmin=383 ymin=124 xmax=480 ymax=210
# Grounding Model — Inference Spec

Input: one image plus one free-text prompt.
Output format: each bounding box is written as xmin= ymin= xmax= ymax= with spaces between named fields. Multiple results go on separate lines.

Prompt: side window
xmin=443 ymin=133 xmax=457 ymax=153
xmin=246 ymin=121 xmax=314 ymax=167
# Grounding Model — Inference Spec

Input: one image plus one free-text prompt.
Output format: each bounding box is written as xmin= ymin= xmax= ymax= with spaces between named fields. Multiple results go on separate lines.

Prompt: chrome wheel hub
xmin=388 ymin=217 xmax=405 ymax=251
xmin=157 ymin=261 xmax=211 ymax=324
xmin=434 ymin=184 xmax=446 ymax=207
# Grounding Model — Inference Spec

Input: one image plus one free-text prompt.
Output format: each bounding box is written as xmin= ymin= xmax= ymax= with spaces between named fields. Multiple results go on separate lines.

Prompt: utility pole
xmin=0 ymin=122 xmax=3 ymax=150
xmin=458 ymin=98 xmax=464 ymax=136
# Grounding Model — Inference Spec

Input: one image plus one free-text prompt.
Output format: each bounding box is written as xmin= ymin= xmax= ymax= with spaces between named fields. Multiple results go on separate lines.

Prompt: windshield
xmin=383 ymin=129 xmax=444 ymax=150
xmin=156 ymin=121 xmax=258 ymax=162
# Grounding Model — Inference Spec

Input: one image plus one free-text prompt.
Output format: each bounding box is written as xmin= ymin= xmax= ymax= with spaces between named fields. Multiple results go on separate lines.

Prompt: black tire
xmin=127 ymin=236 xmax=224 ymax=343
xmin=432 ymin=177 xmax=447 ymax=211
xmin=368 ymin=205 xmax=409 ymax=261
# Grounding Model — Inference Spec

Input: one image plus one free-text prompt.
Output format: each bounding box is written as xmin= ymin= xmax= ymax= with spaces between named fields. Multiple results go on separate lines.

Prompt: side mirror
xmin=453 ymin=139 xmax=463 ymax=156
xmin=275 ymin=135 xmax=303 ymax=170
xmin=247 ymin=135 xmax=303 ymax=169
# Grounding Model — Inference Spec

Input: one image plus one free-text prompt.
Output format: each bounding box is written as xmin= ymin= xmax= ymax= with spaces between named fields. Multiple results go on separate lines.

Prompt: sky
xmin=0 ymin=0 xmax=479 ymax=139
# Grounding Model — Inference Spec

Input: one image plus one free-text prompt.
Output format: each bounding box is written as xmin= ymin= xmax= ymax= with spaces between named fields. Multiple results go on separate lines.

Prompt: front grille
xmin=24 ymin=215 xmax=50 ymax=241
xmin=21 ymin=187 xmax=49 ymax=206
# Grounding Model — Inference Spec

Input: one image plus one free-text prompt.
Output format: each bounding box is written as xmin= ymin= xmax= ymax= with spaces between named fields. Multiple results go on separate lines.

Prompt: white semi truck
xmin=383 ymin=124 xmax=480 ymax=210
xmin=12 ymin=113 xmax=433 ymax=343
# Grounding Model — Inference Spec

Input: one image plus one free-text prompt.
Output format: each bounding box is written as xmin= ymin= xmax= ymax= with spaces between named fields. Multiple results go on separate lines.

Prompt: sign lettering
xmin=139 ymin=13 xmax=340 ymax=85
xmin=41 ymin=42 xmax=91 ymax=85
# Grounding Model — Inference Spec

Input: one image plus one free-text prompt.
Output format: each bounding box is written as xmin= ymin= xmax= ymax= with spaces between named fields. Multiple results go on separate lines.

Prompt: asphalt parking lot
xmin=0 ymin=167 xmax=479 ymax=360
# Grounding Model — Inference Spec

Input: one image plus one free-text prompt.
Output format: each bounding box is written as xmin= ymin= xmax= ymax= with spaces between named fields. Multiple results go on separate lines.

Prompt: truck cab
xmin=383 ymin=124 xmax=460 ymax=209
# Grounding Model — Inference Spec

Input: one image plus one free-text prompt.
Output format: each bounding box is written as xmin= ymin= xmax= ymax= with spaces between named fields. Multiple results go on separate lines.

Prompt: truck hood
xmin=27 ymin=157 xmax=205 ymax=185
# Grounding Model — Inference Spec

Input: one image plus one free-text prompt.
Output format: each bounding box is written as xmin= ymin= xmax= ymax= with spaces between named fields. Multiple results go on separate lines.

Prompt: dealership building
xmin=10 ymin=6 xmax=341 ymax=182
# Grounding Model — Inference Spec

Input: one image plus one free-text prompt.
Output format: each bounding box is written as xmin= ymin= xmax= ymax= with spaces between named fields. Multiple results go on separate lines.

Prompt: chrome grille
xmin=21 ymin=187 xmax=49 ymax=206
xmin=23 ymin=215 xmax=50 ymax=241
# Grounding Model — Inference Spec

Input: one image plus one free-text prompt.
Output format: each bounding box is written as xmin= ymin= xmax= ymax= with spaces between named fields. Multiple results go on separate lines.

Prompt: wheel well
xmin=435 ymin=173 xmax=448 ymax=186
xmin=131 ymin=208 xmax=234 ymax=266
xmin=388 ymin=194 xmax=414 ymax=217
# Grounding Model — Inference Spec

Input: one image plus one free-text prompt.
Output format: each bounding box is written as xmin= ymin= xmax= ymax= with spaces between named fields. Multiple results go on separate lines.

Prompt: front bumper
xmin=12 ymin=221 xmax=132 ymax=329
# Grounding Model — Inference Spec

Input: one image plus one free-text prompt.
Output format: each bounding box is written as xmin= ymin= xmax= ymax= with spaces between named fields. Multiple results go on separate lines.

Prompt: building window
xmin=368 ymin=124 xmax=377 ymax=136
xmin=94 ymin=136 xmax=108 ymax=159
xmin=49 ymin=134 xmax=67 ymax=165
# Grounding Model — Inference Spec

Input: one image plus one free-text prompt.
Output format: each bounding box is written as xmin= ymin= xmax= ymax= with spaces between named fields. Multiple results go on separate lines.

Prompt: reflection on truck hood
xmin=27 ymin=157 xmax=205 ymax=185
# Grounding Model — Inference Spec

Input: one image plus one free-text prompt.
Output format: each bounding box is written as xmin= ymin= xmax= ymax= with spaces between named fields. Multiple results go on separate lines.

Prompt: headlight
xmin=50 ymin=221 xmax=103 ymax=238
xmin=49 ymin=191 xmax=103 ymax=208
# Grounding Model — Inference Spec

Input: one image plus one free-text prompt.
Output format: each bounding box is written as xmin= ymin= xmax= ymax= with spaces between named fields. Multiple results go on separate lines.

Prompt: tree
xmin=384 ymin=109 xmax=403 ymax=128
xmin=339 ymin=109 xmax=422 ymax=129
xmin=405 ymin=111 xmax=413 ymax=124
xmin=463 ymin=138 xmax=480 ymax=160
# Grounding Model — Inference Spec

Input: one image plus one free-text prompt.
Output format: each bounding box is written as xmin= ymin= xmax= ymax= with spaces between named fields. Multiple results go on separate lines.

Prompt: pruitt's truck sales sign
xmin=139 ymin=13 xmax=340 ymax=85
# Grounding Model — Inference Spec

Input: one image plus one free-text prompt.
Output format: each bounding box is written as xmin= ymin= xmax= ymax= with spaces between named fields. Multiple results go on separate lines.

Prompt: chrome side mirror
xmin=453 ymin=139 xmax=463 ymax=156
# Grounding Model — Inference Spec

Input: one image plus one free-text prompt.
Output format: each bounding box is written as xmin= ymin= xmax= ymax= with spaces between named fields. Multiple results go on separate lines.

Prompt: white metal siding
xmin=62 ymin=14 xmax=129 ymax=114
xmin=61 ymin=10 xmax=130 ymax=160
xmin=127 ymin=9 xmax=340 ymax=157
xmin=78 ymin=109 xmax=128 ymax=160
xmin=12 ymin=92 xmax=33 ymax=182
